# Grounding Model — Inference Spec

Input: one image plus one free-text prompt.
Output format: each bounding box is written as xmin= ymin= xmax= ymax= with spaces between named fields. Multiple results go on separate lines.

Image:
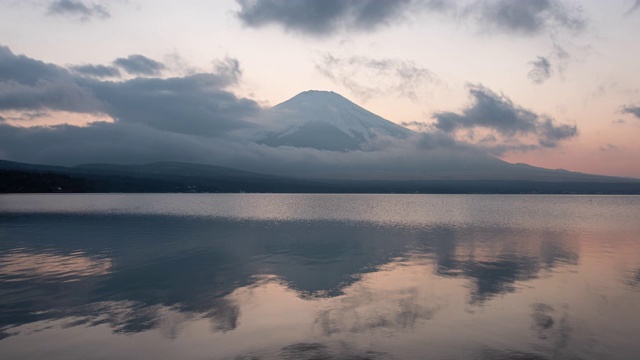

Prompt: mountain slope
xmin=255 ymin=90 xmax=413 ymax=151
xmin=73 ymin=161 xmax=282 ymax=180
xmin=2 ymin=159 xmax=639 ymax=194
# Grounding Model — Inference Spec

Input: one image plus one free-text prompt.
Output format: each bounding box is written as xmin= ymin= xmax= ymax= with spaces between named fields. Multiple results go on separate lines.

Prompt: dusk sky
xmin=1 ymin=0 xmax=639 ymax=178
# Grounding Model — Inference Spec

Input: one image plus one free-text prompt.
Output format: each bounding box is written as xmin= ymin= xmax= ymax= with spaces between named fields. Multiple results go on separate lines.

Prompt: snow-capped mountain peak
xmin=255 ymin=90 xmax=413 ymax=151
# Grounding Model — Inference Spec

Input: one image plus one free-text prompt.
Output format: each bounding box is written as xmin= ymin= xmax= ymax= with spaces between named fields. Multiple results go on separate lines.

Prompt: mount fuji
xmin=253 ymin=90 xmax=413 ymax=151
xmin=2 ymin=90 xmax=638 ymax=193
xmin=237 ymin=90 xmax=636 ymax=183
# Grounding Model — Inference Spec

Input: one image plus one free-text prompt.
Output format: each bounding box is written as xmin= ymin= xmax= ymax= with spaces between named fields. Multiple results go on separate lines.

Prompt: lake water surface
xmin=1 ymin=194 xmax=639 ymax=359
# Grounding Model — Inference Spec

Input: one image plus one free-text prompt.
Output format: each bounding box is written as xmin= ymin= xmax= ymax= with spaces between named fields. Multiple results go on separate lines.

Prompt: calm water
xmin=1 ymin=194 xmax=639 ymax=360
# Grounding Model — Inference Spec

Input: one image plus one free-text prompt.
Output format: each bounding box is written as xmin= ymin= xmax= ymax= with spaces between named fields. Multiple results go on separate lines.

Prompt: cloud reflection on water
xmin=0 ymin=194 xmax=639 ymax=360
xmin=0 ymin=214 xmax=581 ymax=338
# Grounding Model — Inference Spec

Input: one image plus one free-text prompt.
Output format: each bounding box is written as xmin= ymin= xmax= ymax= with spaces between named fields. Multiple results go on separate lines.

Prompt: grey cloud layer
xmin=236 ymin=0 xmax=420 ymax=36
xmin=0 ymin=46 xmax=103 ymax=112
xmin=0 ymin=78 xmax=104 ymax=113
xmin=0 ymin=46 xmax=69 ymax=85
xmin=47 ymin=0 xmax=110 ymax=21
xmin=72 ymin=55 xmax=167 ymax=79
xmin=0 ymin=46 xmax=260 ymax=136
xmin=113 ymin=55 xmax=166 ymax=76
xmin=0 ymin=120 xmax=505 ymax=180
xmin=432 ymin=84 xmax=577 ymax=149
xmin=70 ymin=64 xmax=121 ymax=78
xmin=236 ymin=0 xmax=587 ymax=36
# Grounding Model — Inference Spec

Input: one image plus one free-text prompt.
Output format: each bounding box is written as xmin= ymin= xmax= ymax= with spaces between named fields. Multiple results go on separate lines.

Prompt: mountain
xmin=254 ymin=90 xmax=413 ymax=151
xmin=244 ymin=90 xmax=636 ymax=182
xmin=2 ymin=159 xmax=640 ymax=194
xmin=74 ymin=161 xmax=281 ymax=181
xmin=0 ymin=160 xmax=331 ymax=193
xmin=2 ymin=91 xmax=638 ymax=189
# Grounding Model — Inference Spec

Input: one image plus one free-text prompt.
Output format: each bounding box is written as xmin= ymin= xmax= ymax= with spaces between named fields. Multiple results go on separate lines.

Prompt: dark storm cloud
xmin=235 ymin=0 xmax=429 ymax=36
xmin=113 ymin=55 xmax=166 ymax=76
xmin=316 ymin=54 xmax=437 ymax=101
xmin=468 ymin=0 xmax=586 ymax=35
xmin=432 ymin=84 xmax=577 ymax=148
xmin=622 ymin=105 xmax=640 ymax=119
xmin=528 ymin=56 xmax=553 ymax=84
xmin=47 ymin=0 xmax=110 ymax=21
xmin=70 ymin=64 xmax=121 ymax=78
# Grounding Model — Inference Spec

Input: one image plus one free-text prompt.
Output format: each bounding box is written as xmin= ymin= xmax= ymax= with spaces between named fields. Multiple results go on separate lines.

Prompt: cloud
xmin=0 ymin=46 xmax=103 ymax=113
xmin=600 ymin=143 xmax=620 ymax=152
xmin=316 ymin=54 xmax=438 ymax=101
xmin=0 ymin=78 xmax=104 ymax=113
xmin=622 ymin=105 xmax=640 ymax=119
xmin=0 ymin=45 xmax=584 ymax=181
xmin=466 ymin=0 xmax=587 ymax=36
xmin=0 ymin=111 xmax=49 ymax=122
xmin=626 ymin=0 xmax=640 ymax=16
xmin=212 ymin=57 xmax=243 ymax=84
xmin=69 ymin=64 xmax=121 ymax=78
xmin=84 ymin=74 xmax=260 ymax=136
xmin=0 ymin=45 xmax=260 ymax=136
xmin=528 ymin=56 xmax=553 ymax=84
xmin=0 ymin=119 xmax=507 ymax=180
xmin=47 ymin=0 xmax=110 ymax=21
xmin=236 ymin=0 xmax=586 ymax=37
xmin=235 ymin=0 xmax=428 ymax=36
xmin=0 ymin=46 xmax=498 ymax=180
xmin=0 ymin=45 xmax=69 ymax=85
xmin=432 ymin=84 xmax=577 ymax=151
xmin=113 ymin=55 xmax=166 ymax=76
xmin=401 ymin=120 xmax=431 ymax=131
xmin=550 ymin=42 xmax=572 ymax=76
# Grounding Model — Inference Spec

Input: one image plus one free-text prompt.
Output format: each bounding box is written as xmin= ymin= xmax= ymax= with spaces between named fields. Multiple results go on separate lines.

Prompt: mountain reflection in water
xmin=0 ymin=194 xmax=639 ymax=359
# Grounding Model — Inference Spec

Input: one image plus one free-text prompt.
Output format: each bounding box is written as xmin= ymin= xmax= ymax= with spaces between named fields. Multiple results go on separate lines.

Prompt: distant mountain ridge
xmin=74 ymin=161 xmax=282 ymax=180
xmin=2 ymin=159 xmax=639 ymax=194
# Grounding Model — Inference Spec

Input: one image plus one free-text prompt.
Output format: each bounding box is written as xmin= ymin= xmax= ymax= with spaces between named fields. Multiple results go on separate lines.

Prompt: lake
xmin=1 ymin=194 xmax=639 ymax=359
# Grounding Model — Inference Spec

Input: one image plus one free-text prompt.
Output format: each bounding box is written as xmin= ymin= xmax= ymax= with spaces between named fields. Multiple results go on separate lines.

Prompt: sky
xmin=0 ymin=0 xmax=639 ymax=178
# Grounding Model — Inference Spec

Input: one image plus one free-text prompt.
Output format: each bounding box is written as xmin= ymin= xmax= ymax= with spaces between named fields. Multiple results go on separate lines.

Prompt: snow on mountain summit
xmin=255 ymin=90 xmax=414 ymax=151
